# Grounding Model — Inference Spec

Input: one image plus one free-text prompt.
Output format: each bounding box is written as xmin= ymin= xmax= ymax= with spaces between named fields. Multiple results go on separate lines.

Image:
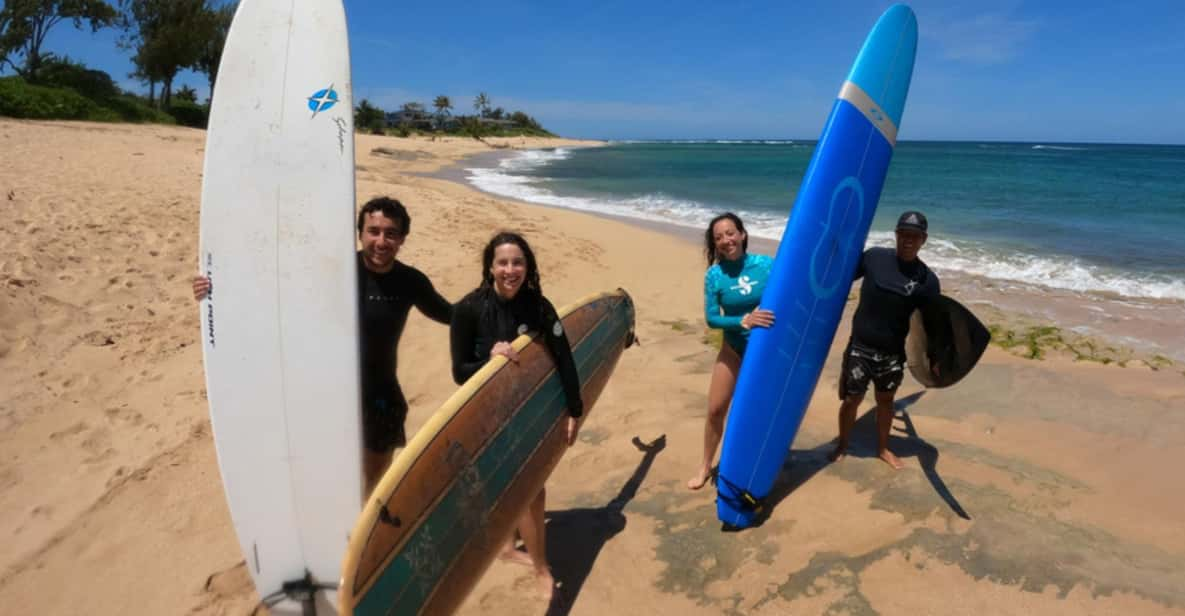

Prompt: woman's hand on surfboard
xmin=565 ymin=415 xmax=582 ymax=446
xmin=192 ymin=276 xmax=210 ymax=301
xmin=742 ymin=309 xmax=775 ymax=330
xmin=490 ymin=341 xmax=519 ymax=363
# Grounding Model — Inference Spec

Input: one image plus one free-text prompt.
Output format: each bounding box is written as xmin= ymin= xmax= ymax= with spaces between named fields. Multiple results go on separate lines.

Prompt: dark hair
xmin=356 ymin=196 xmax=410 ymax=235
xmin=704 ymin=212 xmax=749 ymax=266
xmin=481 ymin=231 xmax=542 ymax=295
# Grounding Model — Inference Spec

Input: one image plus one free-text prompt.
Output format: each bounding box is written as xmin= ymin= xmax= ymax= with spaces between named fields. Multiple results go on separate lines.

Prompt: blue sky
xmin=14 ymin=0 xmax=1185 ymax=143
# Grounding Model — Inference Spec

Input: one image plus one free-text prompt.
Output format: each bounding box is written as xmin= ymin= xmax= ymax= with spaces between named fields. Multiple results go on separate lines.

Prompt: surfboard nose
xmin=844 ymin=3 xmax=918 ymax=131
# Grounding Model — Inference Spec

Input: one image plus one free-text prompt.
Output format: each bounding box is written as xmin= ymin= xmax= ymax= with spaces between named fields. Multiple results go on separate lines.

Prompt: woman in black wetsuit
xmin=449 ymin=231 xmax=583 ymax=602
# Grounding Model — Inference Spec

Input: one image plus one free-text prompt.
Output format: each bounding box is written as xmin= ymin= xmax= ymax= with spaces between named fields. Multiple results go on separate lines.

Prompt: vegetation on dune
xmin=0 ymin=1 xmax=235 ymax=127
xmin=1 ymin=3 xmax=559 ymax=137
xmin=987 ymin=322 xmax=1177 ymax=370
xmin=357 ymin=91 xmax=555 ymax=140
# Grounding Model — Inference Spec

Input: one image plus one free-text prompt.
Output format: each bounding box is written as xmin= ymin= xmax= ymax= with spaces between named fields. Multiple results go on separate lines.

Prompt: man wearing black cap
xmin=829 ymin=210 xmax=939 ymax=469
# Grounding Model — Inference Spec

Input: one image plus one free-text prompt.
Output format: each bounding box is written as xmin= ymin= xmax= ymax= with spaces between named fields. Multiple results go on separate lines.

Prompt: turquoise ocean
xmin=466 ymin=141 xmax=1185 ymax=304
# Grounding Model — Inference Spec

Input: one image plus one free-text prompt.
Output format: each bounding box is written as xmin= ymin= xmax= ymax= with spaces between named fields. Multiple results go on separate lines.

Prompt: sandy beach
xmin=1 ymin=119 xmax=1183 ymax=615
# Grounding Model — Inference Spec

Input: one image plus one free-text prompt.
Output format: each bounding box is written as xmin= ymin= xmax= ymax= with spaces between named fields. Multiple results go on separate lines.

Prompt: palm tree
xmin=473 ymin=92 xmax=490 ymax=118
xmin=433 ymin=95 xmax=452 ymax=130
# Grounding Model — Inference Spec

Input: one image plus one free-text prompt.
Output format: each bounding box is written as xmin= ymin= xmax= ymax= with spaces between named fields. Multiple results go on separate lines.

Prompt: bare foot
xmin=498 ymin=545 xmax=533 ymax=567
xmin=686 ymin=467 xmax=712 ymax=490
xmin=828 ymin=442 xmax=848 ymax=462
xmin=878 ymin=449 xmax=905 ymax=470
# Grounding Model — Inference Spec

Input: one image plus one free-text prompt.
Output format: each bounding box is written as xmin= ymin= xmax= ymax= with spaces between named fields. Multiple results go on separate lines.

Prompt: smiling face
xmin=895 ymin=228 xmax=927 ymax=262
xmin=712 ymin=218 xmax=747 ymax=262
xmin=489 ymin=242 xmax=528 ymax=299
xmin=359 ymin=211 xmax=404 ymax=272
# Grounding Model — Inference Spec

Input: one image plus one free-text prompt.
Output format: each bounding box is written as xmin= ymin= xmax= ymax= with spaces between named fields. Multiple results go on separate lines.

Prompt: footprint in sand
xmin=80 ymin=427 xmax=116 ymax=464
xmin=49 ymin=421 xmax=89 ymax=441
xmin=0 ymin=465 xmax=20 ymax=491
xmin=104 ymin=406 xmax=144 ymax=427
xmin=203 ymin=561 xmax=254 ymax=601
xmin=80 ymin=331 xmax=116 ymax=347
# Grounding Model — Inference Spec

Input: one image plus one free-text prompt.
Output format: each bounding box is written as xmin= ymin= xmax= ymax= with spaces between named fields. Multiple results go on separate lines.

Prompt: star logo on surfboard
xmin=307 ymin=84 xmax=339 ymax=117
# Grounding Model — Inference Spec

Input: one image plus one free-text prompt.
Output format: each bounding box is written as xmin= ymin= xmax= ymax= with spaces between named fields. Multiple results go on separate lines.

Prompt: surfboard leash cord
xmin=715 ymin=473 xmax=767 ymax=526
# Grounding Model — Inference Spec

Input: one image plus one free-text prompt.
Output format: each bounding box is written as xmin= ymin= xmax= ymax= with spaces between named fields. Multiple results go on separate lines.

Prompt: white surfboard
xmin=198 ymin=1 xmax=360 ymax=613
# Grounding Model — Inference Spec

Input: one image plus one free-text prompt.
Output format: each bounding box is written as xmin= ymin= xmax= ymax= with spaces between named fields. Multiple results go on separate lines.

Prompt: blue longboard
xmin=716 ymin=4 xmax=918 ymax=528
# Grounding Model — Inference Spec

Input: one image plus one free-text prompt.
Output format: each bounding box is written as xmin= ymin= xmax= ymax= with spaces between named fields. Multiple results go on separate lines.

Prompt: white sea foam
xmin=468 ymin=150 xmax=1185 ymax=303
xmin=467 ymin=151 xmax=722 ymax=231
xmin=1031 ymin=144 xmax=1088 ymax=151
xmin=865 ymin=231 xmax=1185 ymax=301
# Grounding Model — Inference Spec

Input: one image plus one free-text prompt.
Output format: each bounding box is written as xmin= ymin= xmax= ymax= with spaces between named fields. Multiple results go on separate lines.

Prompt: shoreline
xmin=429 ymin=144 xmax=1185 ymax=367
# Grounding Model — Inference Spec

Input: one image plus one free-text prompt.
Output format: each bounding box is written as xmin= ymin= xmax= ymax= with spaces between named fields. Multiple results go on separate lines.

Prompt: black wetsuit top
xmin=358 ymin=252 xmax=453 ymax=397
xmin=449 ymin=286 xmax=584 ymax=418
xmin=850 ymin=247 xmax=940 ymax=355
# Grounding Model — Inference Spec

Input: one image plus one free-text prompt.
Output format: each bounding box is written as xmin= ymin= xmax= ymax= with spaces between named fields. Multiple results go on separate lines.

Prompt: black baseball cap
xmin=896 ymin=210 xmax=928 ymax=233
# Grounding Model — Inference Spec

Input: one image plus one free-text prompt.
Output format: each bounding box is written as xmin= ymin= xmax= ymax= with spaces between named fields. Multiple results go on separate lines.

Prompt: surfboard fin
xmin=254 ymin=569 xmax=335 ymax=615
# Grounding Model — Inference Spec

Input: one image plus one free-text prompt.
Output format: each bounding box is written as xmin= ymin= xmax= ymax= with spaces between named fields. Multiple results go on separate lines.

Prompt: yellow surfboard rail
xmin=338 ymin=288 xmax=634 ymax=615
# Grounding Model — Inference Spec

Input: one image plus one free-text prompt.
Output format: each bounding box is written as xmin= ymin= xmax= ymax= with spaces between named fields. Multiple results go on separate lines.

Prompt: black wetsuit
xmin=358 ymin=253 xmax=452 ymax=451
xmin=449 ymin=286 xmax=584 ymax=418
xmin=841 ymin=247 xmax=940 ymax=397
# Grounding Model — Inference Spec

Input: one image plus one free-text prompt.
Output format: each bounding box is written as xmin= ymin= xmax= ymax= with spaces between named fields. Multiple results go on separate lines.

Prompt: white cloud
xmin=923 ymin=11 xmax=1039 ymax=65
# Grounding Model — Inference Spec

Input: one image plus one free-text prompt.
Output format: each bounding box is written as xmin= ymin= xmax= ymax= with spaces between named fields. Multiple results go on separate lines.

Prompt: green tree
xmin=473 ymin=91 xmax=489 ymax=118
xmin=0 ymin=0 xmax=119 ymax=82
xmin=432 ymin=95 xmax=451 ymax=132
xmin=119 ymin=0 xmax=211 ymax=108
xmin=459 ymin=115 xmax=491 ymax=141
xmin=175 ymin=83 xmax=197 ymax=102
xmin=354 ymin=98 xmax=385 ymax=134
xmin=510 ymin=110 xmax=545 ymax=132
xmin=193 ymin=1 xmax=233 ymax=101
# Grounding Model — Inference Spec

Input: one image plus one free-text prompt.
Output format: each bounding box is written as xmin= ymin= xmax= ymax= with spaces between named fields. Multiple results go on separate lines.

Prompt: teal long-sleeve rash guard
xmin=704 ymin=253 xmax=773 ymax=356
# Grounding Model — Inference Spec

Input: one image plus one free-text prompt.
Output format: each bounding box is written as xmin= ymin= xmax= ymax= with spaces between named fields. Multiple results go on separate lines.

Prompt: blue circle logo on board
xmin=307 ymin=85 xmax=339 ymax=116
xmin=808 ymin=176 xmax=865 ymax=299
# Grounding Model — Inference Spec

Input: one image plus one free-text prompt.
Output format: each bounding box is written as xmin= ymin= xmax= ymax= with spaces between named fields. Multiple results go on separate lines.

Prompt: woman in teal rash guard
xmin=688 ymin=212 xmax=775 ymax=490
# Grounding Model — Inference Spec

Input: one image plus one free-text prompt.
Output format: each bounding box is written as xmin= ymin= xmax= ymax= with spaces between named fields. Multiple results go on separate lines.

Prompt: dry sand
xmin=1 ymin=119 xmax=1183 ymax=615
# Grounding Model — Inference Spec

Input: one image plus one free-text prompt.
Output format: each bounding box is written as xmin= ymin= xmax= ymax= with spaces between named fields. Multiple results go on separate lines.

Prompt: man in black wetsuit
xmin=354 ymin=197 xmax=452 ymax=493
xmin=829 ymin=211 xmax=940 ymax=470
xmin=194 ymin=197 xmax=451 ymax=495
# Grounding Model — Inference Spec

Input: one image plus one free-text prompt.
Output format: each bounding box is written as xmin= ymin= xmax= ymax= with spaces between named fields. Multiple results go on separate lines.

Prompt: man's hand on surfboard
xmin=193 ymin=276 xmax=210 ymax=301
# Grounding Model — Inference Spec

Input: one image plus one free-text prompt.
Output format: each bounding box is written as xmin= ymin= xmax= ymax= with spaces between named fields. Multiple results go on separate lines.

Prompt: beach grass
xmin=659 ymin=319 xmax=696 ymax=334
xmin=988 ymin=322 xmax=1177 ymax=371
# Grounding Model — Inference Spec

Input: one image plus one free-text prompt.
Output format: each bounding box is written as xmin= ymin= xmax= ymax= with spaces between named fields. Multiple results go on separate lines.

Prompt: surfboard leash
xmin=252 ymin=569 xmax=337 ymax=616
xmin=714 ymin=473 xmax=767 ymax=525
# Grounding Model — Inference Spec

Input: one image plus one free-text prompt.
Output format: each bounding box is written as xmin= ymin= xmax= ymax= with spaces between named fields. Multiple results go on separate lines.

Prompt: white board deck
xmin=198 ymin=0 xmax=360 ymax=612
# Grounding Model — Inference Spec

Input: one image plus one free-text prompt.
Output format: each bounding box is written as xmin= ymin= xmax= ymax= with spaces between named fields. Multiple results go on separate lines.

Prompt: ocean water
xmin=466 ymin=141 xmax=1185 ymax=303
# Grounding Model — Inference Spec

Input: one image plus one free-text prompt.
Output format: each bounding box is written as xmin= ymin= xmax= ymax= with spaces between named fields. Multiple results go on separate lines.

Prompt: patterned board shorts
xmin=838 ymin=342 xmax=905 ymax=399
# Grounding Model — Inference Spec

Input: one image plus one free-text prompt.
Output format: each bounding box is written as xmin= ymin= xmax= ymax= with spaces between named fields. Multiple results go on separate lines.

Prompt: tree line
xmin=354 ymin=92 xmax=552 ymax=138
xmin=1 ymin=2 xmax=554 ymax=137
xmin=1 ymin=0 xmax=234 ymax=111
